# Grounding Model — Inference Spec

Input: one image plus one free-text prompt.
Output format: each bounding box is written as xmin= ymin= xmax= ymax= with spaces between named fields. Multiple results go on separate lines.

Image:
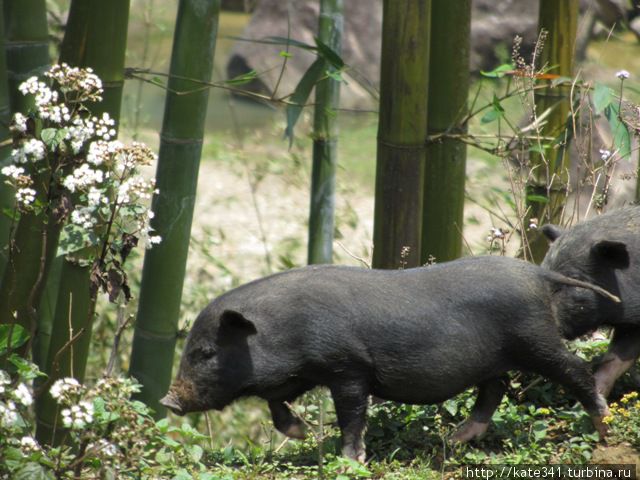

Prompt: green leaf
xmin=40 ymin=128 xmax=58 ymax=148
xmin=279 ymin=50 xmax=292 ymax=58
xmin=284 ymin=57 xmax=326 ymax=147
xmin=481 ymin=95 xmax=505 ymax=124
xmin=604 ymin=103 xmax=631 ymax=160
xmin=57 ymin=223 xmax=100 ymax=257
xmin=314 ymin=36 xmax=345 ymax=69
xmin=532 ymin=420 xmax=548 ymax=441
xmin=480 ymin=63 xmax=514 ymax=78
xmin=529 ymin=144 xmax=547 ymax=154
xmin=227 ymin=35 xmax=312 ymax=51
xmin=14 ymin=462 xmax=55 ymax=480
xmin=224 ymin=70 xmax=258 ymax=86
xmin=593 ymin=83 xmax=613 ymax=115
xmin=0 ymin=324 xmax=29 ymax=353
xmin=443 ymin=399 xmax=458 ymax=417
xmin=526 ymin=194 xmax=549 ymax=204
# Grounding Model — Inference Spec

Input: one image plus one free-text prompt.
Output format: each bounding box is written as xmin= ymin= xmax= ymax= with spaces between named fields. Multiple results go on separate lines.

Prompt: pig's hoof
xmin=342 ymin=445 xmax=366 ymax=464
xmin=592 ymin=416 xmax=610 ymax=441
xmin=450 ymin=420 xmax=489 ymax=443
xmin=282 ymin=420 xmax=306 ymax=439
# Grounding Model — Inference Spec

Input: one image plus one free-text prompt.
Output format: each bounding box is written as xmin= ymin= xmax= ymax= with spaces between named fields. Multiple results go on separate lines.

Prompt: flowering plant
xmin=0 ymin=358 xmax=211 ymax=479
xmin=3 ymin=63 xmax=160 ymax=302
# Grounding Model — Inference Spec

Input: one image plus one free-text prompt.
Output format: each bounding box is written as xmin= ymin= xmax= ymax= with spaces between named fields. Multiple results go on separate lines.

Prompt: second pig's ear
xmin=219 ymin=309 xmax=257 ymax=336
xmin=541 ymin=224 xmax=564 ymax=242
xmin=591 ymin=240 xmax=630 ymax=270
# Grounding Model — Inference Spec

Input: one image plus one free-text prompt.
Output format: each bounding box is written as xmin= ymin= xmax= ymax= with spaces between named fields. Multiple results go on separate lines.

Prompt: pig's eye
xmin=190 ymin=346 xmax=216 ymax=362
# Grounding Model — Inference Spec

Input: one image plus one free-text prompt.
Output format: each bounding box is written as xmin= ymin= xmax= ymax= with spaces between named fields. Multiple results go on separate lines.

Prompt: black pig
xmin=542 ymin=206 xmax=640 ymax=397
xmin=161 ymin=256 xmax=617 ymax=461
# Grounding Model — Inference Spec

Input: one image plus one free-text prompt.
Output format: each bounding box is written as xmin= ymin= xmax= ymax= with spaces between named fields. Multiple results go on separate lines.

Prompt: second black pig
xmin=542 ymin=206 xmax=640 ymax=397
xmin=161 ymin=256 xmax=617 ymax=461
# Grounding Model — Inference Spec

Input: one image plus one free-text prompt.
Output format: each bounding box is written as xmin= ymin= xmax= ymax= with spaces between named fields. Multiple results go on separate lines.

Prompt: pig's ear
xmin=541 ymin=224 xmax=563 ymax=242
xmin=591 ymin=240 xmax=629 ymax=269
xmin=219 ymin=309 xmax=257 ymax=336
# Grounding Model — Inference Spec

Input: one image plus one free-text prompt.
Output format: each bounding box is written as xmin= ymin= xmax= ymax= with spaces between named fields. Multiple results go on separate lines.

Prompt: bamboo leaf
xmin=227 ymin=35 xmax=313 ymax=50
xmin=224 ymin=69 xmax=258 ymax=86
xmin=285 ymin=57 xmax=326 ymax=147
xmin=314 ymin=36 xmax=345 ymax=69
xmin=593 ymin=83 xmax=613 ymax=115
xmin=0 ymin=324 xmax=29 ymax=353
xmin=480 ymin=63 xmax=514 ymax=78
xmin=605 ymin=103 xmax=631 ymax=160
xmin=527 ymin=194 xmax=550 ymax=204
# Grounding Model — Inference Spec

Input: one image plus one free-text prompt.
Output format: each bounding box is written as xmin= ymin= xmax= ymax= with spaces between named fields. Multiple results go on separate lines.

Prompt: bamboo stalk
xmin=421 ymin=0 xmax=471 ymax=264
xmin=0 ymin=2 xmax=14 ymax=275
xmin=0 ymin=0 xmax=51 ymax=354
xmin=129 ymin=0 xmax=221 ymax=418
xmin=524 ymin=0 xmax=578 ymax=263
xmin=372 ymin=0 xmax=430 ymax=269
xmin=307 ymin=0 xmax=343 ymax=265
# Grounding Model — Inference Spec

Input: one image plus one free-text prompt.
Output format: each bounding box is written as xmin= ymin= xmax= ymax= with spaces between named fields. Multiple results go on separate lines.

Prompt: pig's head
xmin=542 ymin=224 xmax=629 ymax=338
xmin=160 ymin=308 xmax=257 ymax=416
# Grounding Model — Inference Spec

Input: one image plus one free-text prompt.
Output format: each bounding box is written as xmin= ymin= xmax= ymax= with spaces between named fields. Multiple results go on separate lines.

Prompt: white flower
xmin=50 ymin=377 xmax=80 ymax=400
xmin=11 ymin=113 xmax=28 ymax=133
xmin=16 ymin=188 xmax=36 ymax=206
xmin=87 ymin=186 xmax=107 ymax=207
xmin=23 ymin=139 xmax=46 ymax=161
xmin=0 ymin=401 xmax=18 ymax=427
xmin=0 ymin=371 xmax=10 ymax=395
xmin=70 ymin=207 xmax=97 ymax=230
xmin=20 ymin=436 xmax=40 ymax=453
xmin=1 ymin=165 xmax=25 ymax=179
xmin=13 ymin=383 xmax=33 ymax=406
xmin=149 ymin=235 xmax=162 ymax=246
xmin=61 ymin=400 xmax=94 ymax=429
xmin=63 ymin=164 xmax=104 ymax=192
xmin=616 ymin=70 xmax=630 ymax=80
xmin=599 ymin=149 xmax=611 ymax=161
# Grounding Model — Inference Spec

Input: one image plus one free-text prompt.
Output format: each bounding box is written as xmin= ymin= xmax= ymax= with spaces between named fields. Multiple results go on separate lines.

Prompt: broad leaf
xmin=0 ymin=324 xmax=29 ymax=353
xmin=314 ymin=36 xmax=345 ymax=69
xmin=284 ymin=58 xmax=326 ymax=147
xmin=593 ymin=83 xmax=613 ymax=115
xmin=604 ymin=103 xmax=631 ymax=160
xmin=527 ymin=194 xmax=550 ymax=204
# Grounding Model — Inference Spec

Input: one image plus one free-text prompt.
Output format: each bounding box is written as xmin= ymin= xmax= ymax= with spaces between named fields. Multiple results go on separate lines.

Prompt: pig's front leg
xmin=330 ymin=379 xmax=369 ymax=463
xmin=450 ymin=377 xmax=507 ymax=443
xmin=269 ymin=401 xmax=306 ymax=439
xmin=594 ymin=326 xmax=640 ymax=397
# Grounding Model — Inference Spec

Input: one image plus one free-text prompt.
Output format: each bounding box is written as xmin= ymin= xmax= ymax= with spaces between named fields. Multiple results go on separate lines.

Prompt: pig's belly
xmin=369 ymin=361 xmax=510 ymax=405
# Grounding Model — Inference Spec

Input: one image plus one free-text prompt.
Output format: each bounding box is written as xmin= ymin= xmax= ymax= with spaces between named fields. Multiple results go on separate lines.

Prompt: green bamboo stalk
xmin=307 ymin=0 xmax=343 ymax=265
xmin=421 ymin=0 xmax=470 ymax=264
xmin=0 ymin=0 xmax=51 ymax=352
xmin=0 ymin=2 xmax=14 ymax=274
xmin=129 ymin=0 xmax=221 ymax=418
xmin=524 ymin=0 xmax=578 ymax=263
xmin=35 ymin=0 xmax=130 ymax=445
xmin=372 ymin=0 xmax=430 ymax=270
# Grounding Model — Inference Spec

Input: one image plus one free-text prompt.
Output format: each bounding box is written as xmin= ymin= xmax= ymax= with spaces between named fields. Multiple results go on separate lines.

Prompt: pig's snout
xmin=160 ymin=391 xmax=186 ymax=415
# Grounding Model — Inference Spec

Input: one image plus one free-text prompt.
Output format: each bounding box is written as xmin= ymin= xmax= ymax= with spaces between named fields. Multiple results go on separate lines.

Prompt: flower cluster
xmin=50 ymin=377 xmax=82 ymax=402
xmin=2 ymin=64 xmax=161 ymax=303
xmin=61 ymin=400 xmax=95 ymax=429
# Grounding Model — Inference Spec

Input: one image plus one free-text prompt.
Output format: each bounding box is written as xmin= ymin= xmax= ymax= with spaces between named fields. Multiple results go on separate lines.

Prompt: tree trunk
xmin=129 ymin=0 xmax=221 ymax=419
xmin=307 ymin=0 xmax=343 ymax=265
xmin=524 ymin=0 xmax=578 ymax=263
xmin=35 ymin=0 xmax=130 ymax=446
xmin=372 ymin=0 xmax=430 ymax=270
xmin=422 ymin=0 xmax=470 ymax=264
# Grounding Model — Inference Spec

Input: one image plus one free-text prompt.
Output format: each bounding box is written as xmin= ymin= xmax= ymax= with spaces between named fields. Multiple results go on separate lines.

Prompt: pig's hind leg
xmin=523 ymin=346 xmax=609 ymax=438
xmin=450 ymin=377 xmax=507 ymax=443
xmin=269 ymin=401 xmax=306 ymax=439
xmin=330 ymin=379 xmax=369 ymax=463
